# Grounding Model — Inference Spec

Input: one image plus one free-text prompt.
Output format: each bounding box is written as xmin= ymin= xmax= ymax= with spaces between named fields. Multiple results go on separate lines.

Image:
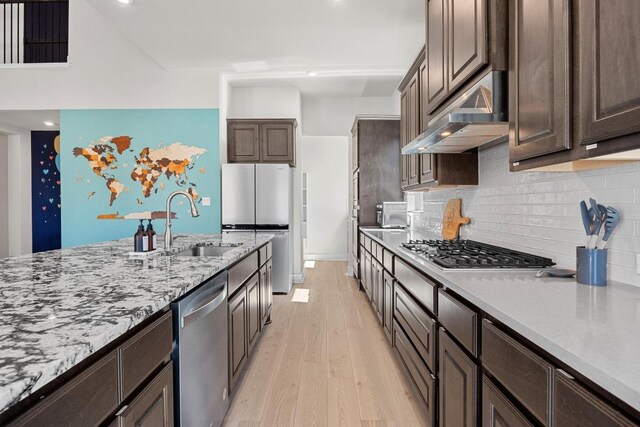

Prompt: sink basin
xmin=173 ymin=245 xmax=237 ymax=257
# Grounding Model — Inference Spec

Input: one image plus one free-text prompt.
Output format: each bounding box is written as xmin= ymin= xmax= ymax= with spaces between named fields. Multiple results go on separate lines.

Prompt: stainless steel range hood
xmin=402 ymin=71 xmax=508 ymax=155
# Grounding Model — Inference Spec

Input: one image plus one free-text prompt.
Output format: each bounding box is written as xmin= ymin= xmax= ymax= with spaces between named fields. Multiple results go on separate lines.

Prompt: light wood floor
xmin=222 ymin=261 xmax=429 ymax=427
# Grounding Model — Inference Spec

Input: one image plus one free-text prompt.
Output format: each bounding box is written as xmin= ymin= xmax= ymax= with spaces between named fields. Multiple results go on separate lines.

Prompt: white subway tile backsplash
xmin=409 ymin=142 xmax=640 ymax=286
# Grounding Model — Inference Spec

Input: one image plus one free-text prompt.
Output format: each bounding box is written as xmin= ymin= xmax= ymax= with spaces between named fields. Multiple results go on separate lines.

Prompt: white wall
xmin=0 ymin=0 xmax=219 ymax=109
xmin=227 ymin=85 xmax=305 ymax=282
xmin=0 ymin=134 xmax=8 ymax=257
xmin=410 ymin=142 xmax=640 ymax=286
xmin=0 ymin=125 xmax=32 ymax=257
xmin=302 ymin=95 xmax=400 ymax=137
xmin=303 ymin=136 xmax=349 ymax=260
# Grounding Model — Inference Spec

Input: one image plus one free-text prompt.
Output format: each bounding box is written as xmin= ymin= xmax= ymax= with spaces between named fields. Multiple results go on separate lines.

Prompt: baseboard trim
xmin=292 ymin=270 xmax=306 ymax=284
xmin=305 ymin=253 xmax=348 ymax=261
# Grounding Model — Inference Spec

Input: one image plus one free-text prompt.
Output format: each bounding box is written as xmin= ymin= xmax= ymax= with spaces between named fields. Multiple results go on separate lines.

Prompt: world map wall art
xmin=72 ymin=135 xmax=207 ymax=220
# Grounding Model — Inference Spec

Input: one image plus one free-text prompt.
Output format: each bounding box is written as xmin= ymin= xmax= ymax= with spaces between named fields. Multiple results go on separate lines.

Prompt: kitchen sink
xmin=173 ymin=245 xmax=237 ymax=257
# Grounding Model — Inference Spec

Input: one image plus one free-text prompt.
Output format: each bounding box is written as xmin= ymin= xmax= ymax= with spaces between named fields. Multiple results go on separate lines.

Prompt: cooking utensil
xmin=442 ymin=199 xmax=470 ymax=240
xmin=597 ymin=207 xmax=620 ymax=249
xmin=579 ymin=200 xmax=593 ymax=246
xmin=588 ymin=198 xmax=603 ymax=249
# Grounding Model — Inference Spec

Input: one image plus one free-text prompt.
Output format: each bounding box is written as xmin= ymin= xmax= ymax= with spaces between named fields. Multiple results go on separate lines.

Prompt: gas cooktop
xmin=401 ymin=239 xmax=555 ymax=270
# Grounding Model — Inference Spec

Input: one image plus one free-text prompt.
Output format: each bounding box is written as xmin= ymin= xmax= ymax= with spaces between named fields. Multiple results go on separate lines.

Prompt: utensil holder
xmin=576 ymin=247 xmax=607 ymax=286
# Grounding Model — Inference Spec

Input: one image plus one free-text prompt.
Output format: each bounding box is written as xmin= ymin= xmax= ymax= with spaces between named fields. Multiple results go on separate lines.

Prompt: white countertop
xmin=360 ymin=227 xmax=640 ymax=414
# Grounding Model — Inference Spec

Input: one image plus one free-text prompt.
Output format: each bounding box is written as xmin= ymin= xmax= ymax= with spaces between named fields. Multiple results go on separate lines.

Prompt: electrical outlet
xmin=636 ymin=254 xmax=640 ymax=274
xmin=202 ymin=197 xmax=211 ymax=206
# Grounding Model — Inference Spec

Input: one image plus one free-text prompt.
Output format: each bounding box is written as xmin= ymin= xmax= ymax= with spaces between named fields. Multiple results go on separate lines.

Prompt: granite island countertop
xmin=360 ymin=227 xmax=640 ymax=414
xmin=0 ymin=232 xmax=273 ymax=414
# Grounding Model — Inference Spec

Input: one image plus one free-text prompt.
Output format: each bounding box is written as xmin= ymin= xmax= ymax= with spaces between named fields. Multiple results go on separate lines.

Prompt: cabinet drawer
xmin=554 ymin=370 xmax=635 ymax=427
xmin=383 ymin=249 xmax=394 ymax=273
xmin=393 ymin=284 xmax=437 ymax=371
xmin=375 ymin=243 xmax=384 ymax=262
xmin=438 ymin=289 xmax=477 ymax=356
xmin=363 ymin=236 xmax=372 ymax=253
xmin=9 ymin=351 xmax=119 ymax=427
xmin=482 ymin=320 xmax=551 ymax=425
xmin=119 ymin=311 xmax=173 ymax=401
xmin=229 ymin=251 xmax=259 ymax=296
xmin=482 ymin=375 xmax=533 ymax=427
xmin=393 ymin=320 xmax=436 ymax=425
xmin=118 ymin=362 xmax=173 ymax=427
xmin=259 ymin=245 xmax=268 ymax=267
xmin=393 ymin=258 xmax=436 ymax=314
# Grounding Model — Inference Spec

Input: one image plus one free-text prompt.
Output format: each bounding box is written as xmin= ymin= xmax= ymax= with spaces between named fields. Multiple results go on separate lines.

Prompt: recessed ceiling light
xmin=418 ymin=147 xmax=426 ymax=151
xmin=306 ymin=71 xmax=318 ymax=77
xmin=118 ymin=0 xmax=132 ymax=4
xmin=440 ymin=131 xmax=452 ymax=137
xmin=43 ymin=121 xmax=55 ymax=127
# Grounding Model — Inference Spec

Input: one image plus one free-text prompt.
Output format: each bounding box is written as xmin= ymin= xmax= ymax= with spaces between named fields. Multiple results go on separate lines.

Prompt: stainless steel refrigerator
xmin=222 ymin=163 xmax=293 ymax=294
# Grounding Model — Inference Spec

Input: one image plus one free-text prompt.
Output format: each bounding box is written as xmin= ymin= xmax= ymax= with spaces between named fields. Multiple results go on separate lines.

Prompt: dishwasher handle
xmin=181 ymin=285 xmax=227 ymax=328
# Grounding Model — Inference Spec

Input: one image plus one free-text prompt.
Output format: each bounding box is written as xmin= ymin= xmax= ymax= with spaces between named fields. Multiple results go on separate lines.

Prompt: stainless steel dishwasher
xmin=172 ymin=271 xmax=229 ymax=427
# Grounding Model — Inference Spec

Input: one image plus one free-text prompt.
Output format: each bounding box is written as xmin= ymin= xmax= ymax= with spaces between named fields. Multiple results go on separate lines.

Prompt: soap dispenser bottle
xmin=134 ymin=220 xmax=148 ymax=252
xmin=146 ymin=220 xmax=157 ymax=251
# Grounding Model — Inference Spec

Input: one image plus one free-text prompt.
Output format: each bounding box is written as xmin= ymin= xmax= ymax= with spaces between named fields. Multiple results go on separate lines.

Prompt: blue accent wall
xmin=60 ymin=109 xmax=220 ymax=248
xmin=31 ymin=131 xmax=62 ymax=252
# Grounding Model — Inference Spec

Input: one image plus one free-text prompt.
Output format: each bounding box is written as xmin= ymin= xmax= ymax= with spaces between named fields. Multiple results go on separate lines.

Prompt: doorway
xmin=302 ymin=136 xmax=349 ymax=260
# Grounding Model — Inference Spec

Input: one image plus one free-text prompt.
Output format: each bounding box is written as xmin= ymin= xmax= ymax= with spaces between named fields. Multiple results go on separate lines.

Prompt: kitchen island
xmin=360 ymin=227 xmax=640 ymax=425
xmin=0 ymin=232 xmax=272 ymax=423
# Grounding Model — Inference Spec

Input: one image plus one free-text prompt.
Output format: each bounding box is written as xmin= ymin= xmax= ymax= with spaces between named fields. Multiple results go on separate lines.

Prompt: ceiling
xmin=0 ymin=110 xmax=60 ymax=132
xmin=229 ymin=73 xmax=403 ymax=97
xmin=86 ymin=0 xmax=424 ymax=76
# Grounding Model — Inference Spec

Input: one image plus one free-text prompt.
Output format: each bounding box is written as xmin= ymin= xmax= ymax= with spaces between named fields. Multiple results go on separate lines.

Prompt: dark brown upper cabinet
xmin=424 ymin=0 xmax=507 ymax=117
xmin=399 ymin=50 xmax=479 ymax=191
xmin=510 ymin=0 xmax=640 ymax=171
xmin=425 ymin=0 xmax=449 ymax=114
xmin=227 ymin=122 xmax=260 ymax=163
xmin=408 ymin=72 xmax=421 ymax=186
xmin=447 ymin=0 xmax=488 ymax=92
xmin=227 ymin=119 xmax=297 ymax=167
xmin=576 ymin=0 xmax=640 ymax=146
xmin=400 ymin=90 xmax=410 ymax=189
xmin=509 ymin=0 xmax=571 ymax=163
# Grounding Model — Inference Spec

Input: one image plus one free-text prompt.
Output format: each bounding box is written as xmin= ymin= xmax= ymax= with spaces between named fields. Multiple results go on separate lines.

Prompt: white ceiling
xmin=229 ymin=73 xmax=403 ymax=97
xmin=0 ymin=110 xmax=60 ymax=132
xmin=86 ymin=0 xmax=425 ymax=75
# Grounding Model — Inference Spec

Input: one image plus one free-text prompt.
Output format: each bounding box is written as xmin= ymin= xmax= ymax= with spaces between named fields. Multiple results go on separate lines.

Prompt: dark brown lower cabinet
xmin=482 ymin=319 xmax=551 ymax=425
xmin=259 ymin=265 xmax=268 ymax=327
xmin=228 ymin=286 xmax=248 ymax=390
xmin=439 ymin=329 xmax=478 ymax=427
xmin=482 ymin=376 xmax=533 ymax=427
xmin=383 ymin=272 xmax=394 ymax=343
xmin=8 ymin=351 xmax=119 ymax=427
xmin=394 ymin=283 xmax=436 ymax=372
xmin=553 ymin=370 xmax=636 ymax=427
xmin=266 ymin=259 xmax=273 ymax=313
xmin=118 ymin=362 xmax=174 ymax=427
xmin=393 ymin=321 xmax=436 ymax=426
xmin=374 ymin=260 xmax=384 ymax=323
xmin=246 ymin=273 xmax=261 ymax=354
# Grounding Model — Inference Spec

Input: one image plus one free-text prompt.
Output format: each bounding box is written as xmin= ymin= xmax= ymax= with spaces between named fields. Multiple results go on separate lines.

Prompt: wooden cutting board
xmin=442 ymin=199 xmax=470 ymax=240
